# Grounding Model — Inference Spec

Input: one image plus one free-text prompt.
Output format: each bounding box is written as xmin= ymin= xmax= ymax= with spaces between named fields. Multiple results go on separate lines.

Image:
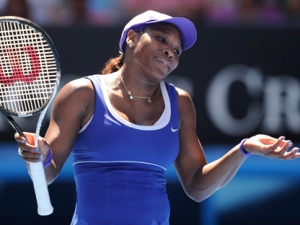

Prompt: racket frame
xmin=0 ymin=16 xmax=61 ymax=216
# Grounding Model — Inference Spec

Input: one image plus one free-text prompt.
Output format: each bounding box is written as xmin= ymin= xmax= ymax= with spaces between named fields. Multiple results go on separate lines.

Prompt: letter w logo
xmin=0 ymin=46 xmax=40 ymax=85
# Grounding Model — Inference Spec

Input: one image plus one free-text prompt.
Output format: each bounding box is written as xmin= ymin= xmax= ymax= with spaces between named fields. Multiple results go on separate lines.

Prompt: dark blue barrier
xmin=0 ymin=26 xmax=300 ymax=144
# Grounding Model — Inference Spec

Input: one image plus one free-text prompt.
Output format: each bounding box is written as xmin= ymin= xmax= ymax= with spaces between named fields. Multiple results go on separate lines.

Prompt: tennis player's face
xmin=134 ymin=23 xmax=182 ymax=80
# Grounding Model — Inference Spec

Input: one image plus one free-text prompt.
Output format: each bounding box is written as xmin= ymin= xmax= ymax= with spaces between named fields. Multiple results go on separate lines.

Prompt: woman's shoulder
xmin=65 ymin=76 xmax=94 ymax=92
xmin=55 ymin=77 xmax=95 ymax=105
xmin=172 ymin=85 xmax=191 ymax=99
xmin=172 ymin=85 xmax=195 ymax=120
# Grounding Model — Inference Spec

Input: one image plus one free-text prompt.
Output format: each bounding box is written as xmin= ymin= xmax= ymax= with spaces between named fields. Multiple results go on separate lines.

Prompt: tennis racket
xmin=0 ymin=16 xmax=60 ymax=216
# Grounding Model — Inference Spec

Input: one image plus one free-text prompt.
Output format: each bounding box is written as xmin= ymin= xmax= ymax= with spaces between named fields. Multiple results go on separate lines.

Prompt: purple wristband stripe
xmin=43 ymin=148 xmax=53 ymax=167
xmin=239 ymin=138 xmax=252 ymax=157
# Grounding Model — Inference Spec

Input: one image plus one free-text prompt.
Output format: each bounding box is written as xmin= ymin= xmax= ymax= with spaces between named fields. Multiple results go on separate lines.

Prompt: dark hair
xmin=101 ymin=54 xmax=124 ymax=74
xmin=101 ymin=29 xmax=144 ymax=74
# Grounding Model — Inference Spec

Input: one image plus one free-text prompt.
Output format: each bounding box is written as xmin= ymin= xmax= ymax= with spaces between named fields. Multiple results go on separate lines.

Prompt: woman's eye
xmin=156 ymin=35 xmax=181 ymax=56
xmin=174 ymin=49 xmax=181 ymax=56
xmin=158 ymin=36 xmax=166 ymax=43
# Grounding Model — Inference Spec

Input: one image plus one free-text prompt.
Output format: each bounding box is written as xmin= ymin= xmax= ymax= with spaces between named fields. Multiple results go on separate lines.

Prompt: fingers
xmin=274 ymin=139 xmax=292 ymax=155
xmin=14 ymin=132 xmax=37 ymax=148
xmin=15 ymin=132 xmax=50 ymax=163
xmin=270 ymin=137 xmax=299 ymax=160
xmin=280 ymin=147 xmax=300 ymax=160
xmin=14 ymin=132 xmax=27 ymax=144
xmin=18 ymin=148 xmax=43 ymax=163
xmin=272 ymin=136 xmax=286 ymax=148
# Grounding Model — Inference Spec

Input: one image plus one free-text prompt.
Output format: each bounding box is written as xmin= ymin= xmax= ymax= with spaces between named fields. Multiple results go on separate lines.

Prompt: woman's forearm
xmin=187 ymin=145 xmax=246 ymax=202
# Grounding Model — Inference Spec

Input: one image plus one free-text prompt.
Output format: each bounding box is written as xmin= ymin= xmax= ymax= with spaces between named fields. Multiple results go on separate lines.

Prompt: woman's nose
xmin=163 ymin=49 xmax=174 ymax=59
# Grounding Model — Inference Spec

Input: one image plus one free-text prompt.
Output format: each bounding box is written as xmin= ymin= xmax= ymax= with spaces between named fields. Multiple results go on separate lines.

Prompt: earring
xmin=129 ymin=43 xmax=133 ymax=48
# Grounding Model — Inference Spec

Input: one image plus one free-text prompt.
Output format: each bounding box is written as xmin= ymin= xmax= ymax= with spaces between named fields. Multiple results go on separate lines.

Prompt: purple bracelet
xmin=43 ymin=147 xmax=53 ymax=167
xmin=239 ymin=138 xmax=252 ymax=157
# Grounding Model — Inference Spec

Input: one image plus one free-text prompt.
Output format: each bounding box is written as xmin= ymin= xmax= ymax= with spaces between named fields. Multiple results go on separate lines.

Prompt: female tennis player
xmin=15 ymin=10 xmax=299 ymax=225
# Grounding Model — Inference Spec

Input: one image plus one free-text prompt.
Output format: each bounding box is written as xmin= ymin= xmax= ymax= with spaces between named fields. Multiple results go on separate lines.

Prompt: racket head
xmin=0 ymin=16 xmax=61 ymax=117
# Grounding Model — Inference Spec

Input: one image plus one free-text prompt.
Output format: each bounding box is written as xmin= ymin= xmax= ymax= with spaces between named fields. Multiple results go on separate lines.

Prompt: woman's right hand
xmin=14 ymin=132 xmax=51 ymax=164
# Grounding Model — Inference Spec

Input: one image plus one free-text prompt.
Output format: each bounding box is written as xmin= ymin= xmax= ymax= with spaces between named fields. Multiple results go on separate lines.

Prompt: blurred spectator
xmin=1 ymin=0 xmax=31 ymax=19
xmin=27 ymin=0 xmax=69 ymax=26
xmin=0 ymin=0 xmax=68 ymax=26
xmin=68 ymin=0 xmax=88 ymax=25
xmin=1 ymin=0 xmax=300 ymax=26
xmin=283 ymin=0 xmax=300 ymax=23
xmin=235 ymin=0 xmax=284 ymax=25
xmin=56 ymin=0 xmax=124 ymax=26
xmin=205 ymin=0 xmax=284 ymax=25
xmin=85 ymin=0 xmax=124 ymax=25
xmin=121 ymin=0 xmax=206 ymax=23
xmin=204 ymin=0 xmax=237 ymax=24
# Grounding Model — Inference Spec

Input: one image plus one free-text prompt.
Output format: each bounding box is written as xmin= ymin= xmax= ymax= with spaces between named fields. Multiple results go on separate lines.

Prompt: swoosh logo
xmin=171 ymin=127 xmax=178 ymax=132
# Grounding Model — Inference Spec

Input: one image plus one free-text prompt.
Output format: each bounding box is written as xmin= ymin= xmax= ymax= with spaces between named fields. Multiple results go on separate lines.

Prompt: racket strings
xmin=0 ymin=20 xmax=58 ymax=115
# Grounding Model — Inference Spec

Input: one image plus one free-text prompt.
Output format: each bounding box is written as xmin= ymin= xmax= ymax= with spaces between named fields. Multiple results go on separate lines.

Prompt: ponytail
xmin=101 ymin=54 xmax=124 ymax=74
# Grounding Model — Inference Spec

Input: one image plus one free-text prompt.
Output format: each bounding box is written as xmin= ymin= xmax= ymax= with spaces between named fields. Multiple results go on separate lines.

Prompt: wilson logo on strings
xmin=0 ymin=46 xmax=40 ymax=85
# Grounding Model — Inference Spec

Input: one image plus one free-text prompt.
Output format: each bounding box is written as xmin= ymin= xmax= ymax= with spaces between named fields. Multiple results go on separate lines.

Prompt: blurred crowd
xmin=0 ymin=0 xmax=300 ymax=26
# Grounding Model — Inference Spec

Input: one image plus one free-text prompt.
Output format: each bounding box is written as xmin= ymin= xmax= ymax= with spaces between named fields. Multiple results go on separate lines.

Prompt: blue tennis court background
xmin=1 ymin=142 xmax=299 ymax=225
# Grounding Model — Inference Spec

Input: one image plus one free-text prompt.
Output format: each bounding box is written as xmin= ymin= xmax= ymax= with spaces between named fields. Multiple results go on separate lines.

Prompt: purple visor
xmin=119 ymin=10 xmax=197 ymax=53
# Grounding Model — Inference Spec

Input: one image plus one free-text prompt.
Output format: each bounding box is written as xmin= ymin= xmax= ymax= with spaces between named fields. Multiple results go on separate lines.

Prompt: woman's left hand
xmin=243 ymin=135 xmax=299 ymax=160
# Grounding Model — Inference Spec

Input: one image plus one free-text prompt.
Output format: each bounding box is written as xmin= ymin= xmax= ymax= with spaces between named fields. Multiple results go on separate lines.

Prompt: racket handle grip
xmin=29 ymin=162 xmax=54 ymax=216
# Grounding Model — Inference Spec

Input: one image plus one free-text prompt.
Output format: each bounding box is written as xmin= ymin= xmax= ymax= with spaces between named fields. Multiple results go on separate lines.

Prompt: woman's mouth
xmin=155 ymin=57 xmax=169 ymax=70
